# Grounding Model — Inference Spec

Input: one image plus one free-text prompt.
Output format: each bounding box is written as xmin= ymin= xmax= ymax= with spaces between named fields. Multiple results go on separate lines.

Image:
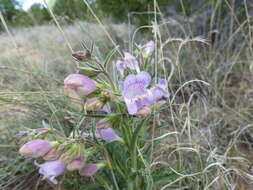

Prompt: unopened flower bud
xmin=79 ymin=163 xmax=105 ymax=176
xmin=67 ymin=157 xmax=85 ymax=171
xmin=19 ymin=139 xmax=52 ymax=158
xmin=35 ymin=128 xmax=49 ymax=134
xmin=78 ymin=67 xmax=102 ymax=77
xmin=96 ymin=128 xmax=120 ymax=142
xmin=43 ymin=144 xmax=65 ymax=161
xmin=143 ymin=40 xmax=155 ymax=57
xmin=136 ymin=106 xmax=152 ymax=117
xmin=35 ymin=160 xmax=66 ymax=184
xmin=96 ymin=118 xmax=110 ymax=129
xmin=84 ymin=98 xmax=104 ymax=111
xmin=64 ymin=74 xmax=97 ymax=96
xmin=16 ymin=130 xmax=28 ymax=137
xmin=72 ymin=50 xmax=91 ymax=62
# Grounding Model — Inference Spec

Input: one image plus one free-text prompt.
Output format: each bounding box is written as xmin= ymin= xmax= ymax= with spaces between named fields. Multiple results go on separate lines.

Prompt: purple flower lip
xmin=35 ymin=160 xmax=66 ymax=184
xmin=122 ymin=72 xmax=153 ymax=115
xmin=64 ymin=74 xmax=97 ymax=96
xmin=19 ymin=139 xmax=52 ymax=158
xmin=122 ymin=72 xmax=169 ymax=115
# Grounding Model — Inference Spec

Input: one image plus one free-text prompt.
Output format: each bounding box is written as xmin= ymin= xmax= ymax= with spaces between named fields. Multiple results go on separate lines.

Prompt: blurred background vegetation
xmin=0 ymin=0 xmax=251 ymax=29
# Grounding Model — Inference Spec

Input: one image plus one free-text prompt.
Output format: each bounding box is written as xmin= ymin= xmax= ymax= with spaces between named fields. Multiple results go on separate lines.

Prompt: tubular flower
xmin=64 ymin=74 xmax=97 ymax=96
xmin=122 ymin=72 xmax=153 ymax=115
xmin=19 ymin=139 xmax=52 ymax=158
xmin=67 ymin=157 xmax=85 ymax=171
xmin=123 ymin=52 xmax=140 ymax=72
xmin=35 ymin=160 xmax=66 ymax=184
xmin=143 ymin=40 xmax=155 ymax=56
xmin=79 ymin=163 xmax=104 ymax=176
xmin=96 ymin=127 xmax=119 ymax=142
xmin=116 ymin=60 xmax=126 ymax=75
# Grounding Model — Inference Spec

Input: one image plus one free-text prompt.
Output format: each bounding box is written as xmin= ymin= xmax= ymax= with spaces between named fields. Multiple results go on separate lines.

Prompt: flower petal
xmin=125 ymin=99 xmax=138 ymax=115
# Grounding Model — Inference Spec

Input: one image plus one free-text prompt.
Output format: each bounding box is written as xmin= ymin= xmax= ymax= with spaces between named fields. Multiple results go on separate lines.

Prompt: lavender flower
xmin=116 ymin=60 xmax=126 ymax=75
xmin=35 ymin=160 xmax=66 ymax=184
xmin=150 ymin=78 xmax=169 ymax=102
xmin=64 ymin=74 xmax=97 ymax=96
xmin=19 ymin=139 xmax=52 ymax=158
xmin=96 ymin=128 xmax=119 ymax=142
xmin=79 ymin=163 xmax=104 ymax=176
xmin=122 ymin=72 xmax=153 ymax=115
xmin=123 ymin=52 xmax=140 ymax=72
xmin=143 ymin=40 xmax=155 ymax=56
xmin=67 ymin=157 xmax=85 ymax=171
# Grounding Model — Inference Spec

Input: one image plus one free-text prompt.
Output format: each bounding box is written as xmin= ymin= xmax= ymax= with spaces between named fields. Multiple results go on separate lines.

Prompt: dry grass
xmin=0 ymin=3 xmax=253 ymax=189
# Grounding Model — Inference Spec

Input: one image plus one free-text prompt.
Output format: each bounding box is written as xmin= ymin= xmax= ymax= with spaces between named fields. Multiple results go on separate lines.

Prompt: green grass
xmin=1 ymin=1 xmax=253 ymax=189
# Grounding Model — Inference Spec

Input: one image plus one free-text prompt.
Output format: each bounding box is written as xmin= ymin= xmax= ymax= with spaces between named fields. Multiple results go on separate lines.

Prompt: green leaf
xmin=78 ymin=66 xmax=102 ymax=77
xmin=104 ymin=46 xmax=119 ymax=72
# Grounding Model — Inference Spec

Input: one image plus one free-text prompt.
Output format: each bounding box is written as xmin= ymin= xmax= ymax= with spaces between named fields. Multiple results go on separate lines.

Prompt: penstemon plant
xmin=17 ymin=40 xmax=171 ymax=189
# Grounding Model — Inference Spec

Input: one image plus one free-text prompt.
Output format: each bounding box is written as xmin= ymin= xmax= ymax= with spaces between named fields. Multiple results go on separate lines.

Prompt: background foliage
xmin=0 ymin=0 xmax=251 ymax=30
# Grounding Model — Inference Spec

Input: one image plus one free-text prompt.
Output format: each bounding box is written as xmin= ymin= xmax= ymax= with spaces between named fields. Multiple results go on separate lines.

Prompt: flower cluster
xmin=17 ymin=40 xmax=169 ymax=186
xmin=116 ymin=41 xmax=169 ymax=115
xmin=19 ymin=137 xmax=104 ymax=184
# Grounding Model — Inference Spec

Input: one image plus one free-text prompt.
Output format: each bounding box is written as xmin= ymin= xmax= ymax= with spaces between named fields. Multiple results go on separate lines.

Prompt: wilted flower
xmin=72 ymin=50 xmax=91 ymax=62
xmin=136 ymin=106 xmax=152 ymax=117
xmin=122 ymin=72 xmax=153 ymax=115
xmin=155 ymin=100 xmax=167 ymax=107
xmin=150 ymin=78 xmax=169 ymax=102
xmin=35 ymin=160 xmax=66 ymax=184
xmin=84 ymin=97 xmax=104 ymax=111
xmin=64 ymin=74 xmax=97 ymax=96
xmin=143 ymin=40 xmax=155 ymax=57
xmin=79 ymin=163 xmax=104 ymax=176
xmin=96 ymin=128 xmax=120 ymax=142
xmin=19 ymin=139 xmax=52 ymax=158
xmin=67 ymin=157 xmax=85 ymax=171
